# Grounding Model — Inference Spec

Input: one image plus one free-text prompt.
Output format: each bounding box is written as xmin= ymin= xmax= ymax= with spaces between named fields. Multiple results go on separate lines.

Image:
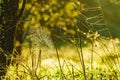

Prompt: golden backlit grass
xmin=5 ymin=38 xmax=120 ymax=80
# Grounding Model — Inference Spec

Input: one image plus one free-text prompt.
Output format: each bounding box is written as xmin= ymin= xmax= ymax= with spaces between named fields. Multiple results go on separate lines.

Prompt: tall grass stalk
xmin=76 ymin=28 xmax=87 ymax=80
xmin=72 ymin=65 xmax=75 ymax=80
xmin=76 ymin=47 xmax=87 ymax=80
xmin=36 ymin=50 xmax=41 ymax=77
xmin=90 ymin=39 xmax=94 ymax=80
xmin=21 ymin=63 xmax=39 ymax=80
xmin=55 ymin=47 xmax=67 ymax=79
xmin=97 ymin=38 xmax=119 ymax=70
xmin=62 ymin=60 xmax=72 ymax=75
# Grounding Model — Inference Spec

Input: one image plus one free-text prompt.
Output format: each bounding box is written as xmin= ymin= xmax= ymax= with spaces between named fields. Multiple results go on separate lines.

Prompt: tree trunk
xmin=0 ymin=0 xmax=26 ymax=78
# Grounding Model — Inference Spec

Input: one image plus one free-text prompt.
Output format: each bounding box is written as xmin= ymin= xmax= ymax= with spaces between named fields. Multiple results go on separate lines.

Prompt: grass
xmin=3 ymin=37 xmax=120 ymax=80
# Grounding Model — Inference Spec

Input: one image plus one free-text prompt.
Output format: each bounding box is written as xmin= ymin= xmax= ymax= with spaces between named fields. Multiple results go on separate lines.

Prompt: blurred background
xmin=14 ymin=0 xmax=120 ymax=70
xmin=16 ymin=0 xmax=120 ymax=47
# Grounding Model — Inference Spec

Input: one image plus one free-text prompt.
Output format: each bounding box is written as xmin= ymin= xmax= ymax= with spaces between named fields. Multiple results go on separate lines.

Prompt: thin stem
xmin=79 ymin=43 xmax=87 ymax=80
xmin=55 ymin=47 xmax=66 ymax=79
xmin=76 ymin=1 xmax=87 ymax=79
xmin=90 ymin=39 xmax=94 ymax=80
xmin=76 ymin=28 xmax=87 ymax=80
xmin=72 ymin=65 xmax=75 ymax=80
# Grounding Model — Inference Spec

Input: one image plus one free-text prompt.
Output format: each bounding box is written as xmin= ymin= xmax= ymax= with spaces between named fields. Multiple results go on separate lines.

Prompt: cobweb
xmin=82 ymin=0 xmax=120 ymax=70
xmin=58 ymin=0 xmax=120 ymax=71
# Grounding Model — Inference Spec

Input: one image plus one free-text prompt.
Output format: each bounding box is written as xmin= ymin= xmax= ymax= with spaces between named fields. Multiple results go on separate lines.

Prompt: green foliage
xmin=24 ymin=0 xmax=80 ymax=30
xmin=23 ymin=0 xmax=104 ymax=48
xmin=21 ymin=0 xmax=81 ymax=48
xmin=0 ymin=0 xmax=3 ymax=4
